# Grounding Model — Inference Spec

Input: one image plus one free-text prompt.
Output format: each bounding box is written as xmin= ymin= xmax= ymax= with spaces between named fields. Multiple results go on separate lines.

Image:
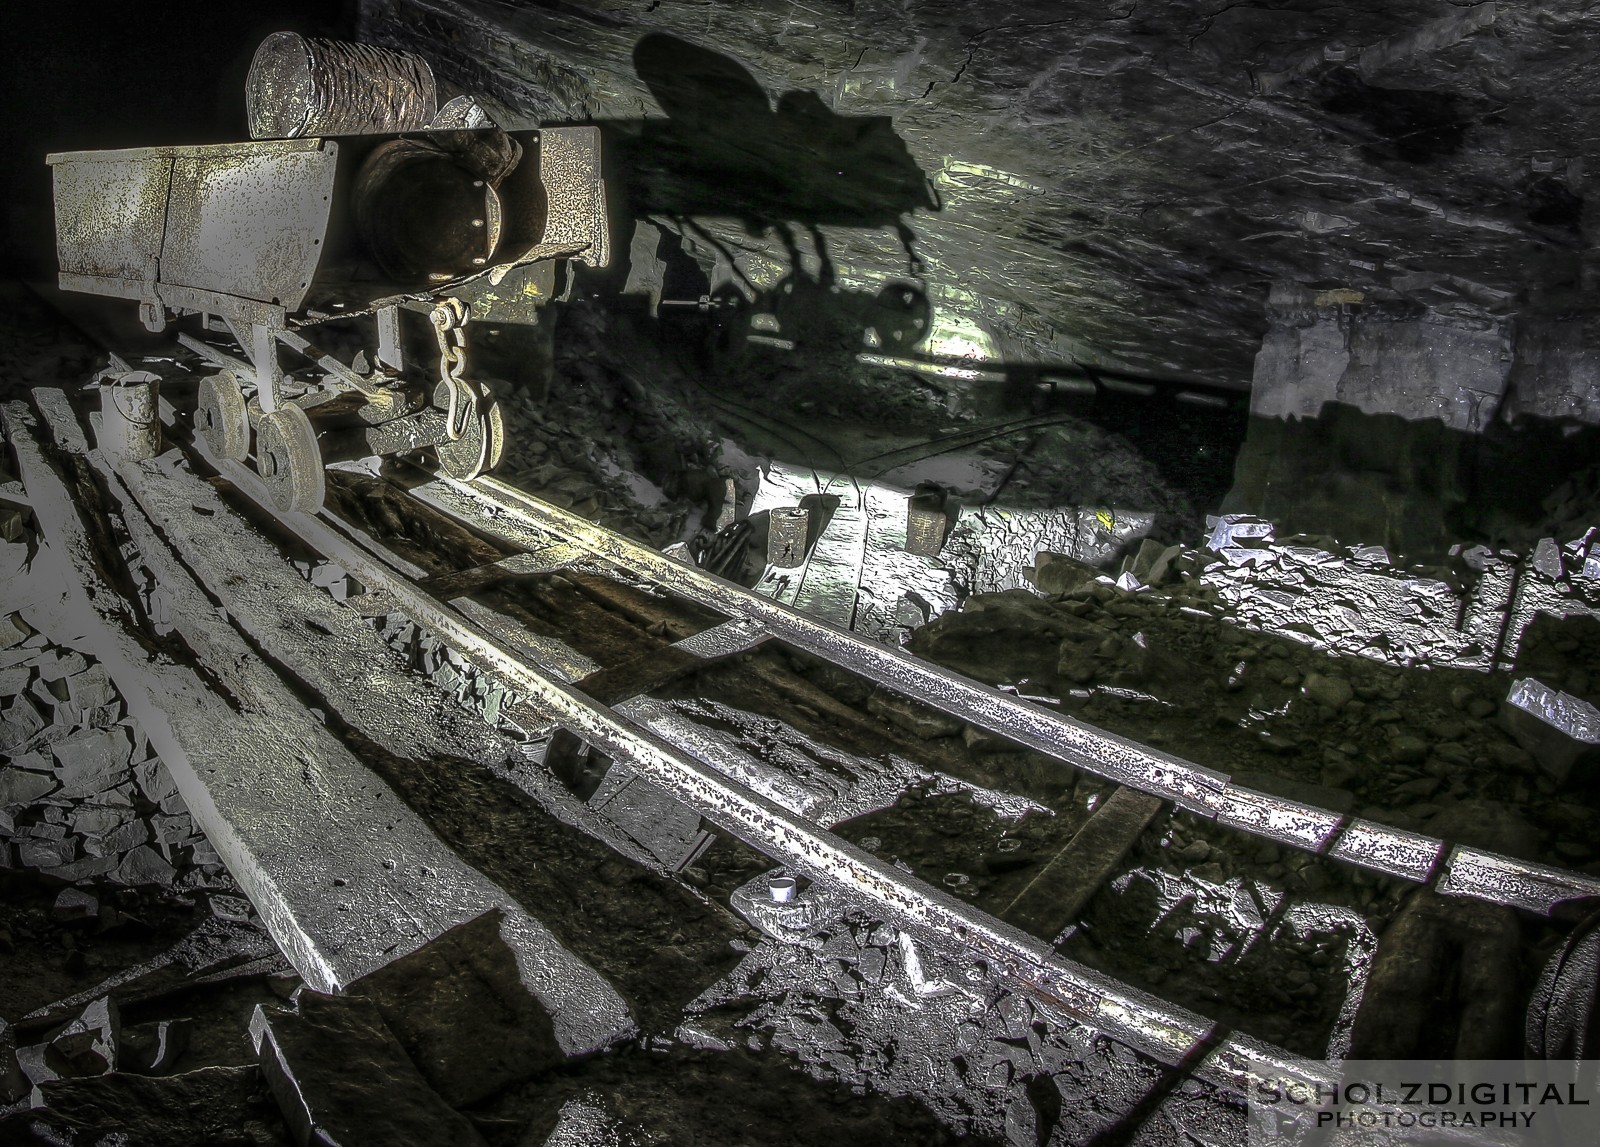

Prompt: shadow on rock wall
xmin=1225 ymin=402 xmax=1600 ymax=558
xmin=606 ymin=33 xmax=938 ymax=274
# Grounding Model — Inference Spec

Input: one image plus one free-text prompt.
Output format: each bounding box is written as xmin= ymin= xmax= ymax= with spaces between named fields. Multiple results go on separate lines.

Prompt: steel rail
xmin=165 ymin=427 xmax=1339 ymax=1102
xmin=409 ymin=474 xmax=1600 ymax=917
xmin=419 ymin=478 xmax=1234 ymax=814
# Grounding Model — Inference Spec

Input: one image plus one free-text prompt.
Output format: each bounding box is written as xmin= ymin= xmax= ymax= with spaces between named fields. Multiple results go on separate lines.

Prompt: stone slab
xmin=251 ymin=994 xmax=487 ymax=1147
xmin=347 ymin=908 xmax=563 ymax=1107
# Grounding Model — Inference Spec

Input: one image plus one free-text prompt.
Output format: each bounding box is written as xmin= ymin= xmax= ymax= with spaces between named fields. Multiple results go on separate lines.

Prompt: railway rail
xmin=8 ymin=355 xmax=1600 ymax=1135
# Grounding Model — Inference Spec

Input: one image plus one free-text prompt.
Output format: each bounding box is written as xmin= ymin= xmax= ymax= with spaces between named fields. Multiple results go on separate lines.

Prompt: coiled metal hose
xmin=247 ymin=31 xmax=438 ymax=139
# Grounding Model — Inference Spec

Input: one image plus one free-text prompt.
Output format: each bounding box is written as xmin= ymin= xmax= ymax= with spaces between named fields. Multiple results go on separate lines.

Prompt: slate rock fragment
xmin=50 ymin=727 xmax=133 ymax=795
xmin=10 ymin=1064 xmax=287 ymax=1147
xmin=51 ymin=887 xmax=99 ymax=923
xmin=49 ymin=997 xmax=120 ymax=1075
xmin=1501 ymin=677 xmax=1600 ymax=785
xmin=251 ymin=993 xmax=487 ymax=1147
xmin=112 ymin=845 xmax=178 ymax=888
xmin=346 ymin=908 xmax=564 ymax=1107
xmin=0 ymin=768 xmax=57 ymax=807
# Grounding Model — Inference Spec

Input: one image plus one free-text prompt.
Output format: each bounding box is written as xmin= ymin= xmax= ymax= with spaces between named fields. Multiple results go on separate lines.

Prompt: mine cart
xmin=46 ymin=39 xmax=609 ymax=514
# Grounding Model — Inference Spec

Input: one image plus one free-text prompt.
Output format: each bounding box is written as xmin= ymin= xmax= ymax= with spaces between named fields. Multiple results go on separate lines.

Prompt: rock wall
xmin=1226 ymin=279 xmax=1600 ymax=554
xmin=358 ymin=0 xmax=1599 ymax=393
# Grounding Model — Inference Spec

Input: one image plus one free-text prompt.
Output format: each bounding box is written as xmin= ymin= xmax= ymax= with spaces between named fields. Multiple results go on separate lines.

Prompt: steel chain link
xmin=429 ymin=297 xmax=474 ymax=442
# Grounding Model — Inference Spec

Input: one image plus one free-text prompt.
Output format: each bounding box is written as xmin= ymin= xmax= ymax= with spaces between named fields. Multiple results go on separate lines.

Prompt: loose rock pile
xmin=912 ymin=519 xmax=1600 ymax=872
xmin=681 ymin=872 xmax=1240 ymax=1145
xmin=1 ymin=618 xmax=221 ymax=890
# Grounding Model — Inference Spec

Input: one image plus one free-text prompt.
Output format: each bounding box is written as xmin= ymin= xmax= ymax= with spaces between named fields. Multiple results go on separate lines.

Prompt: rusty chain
xmin=429 ymin=297 xmax=475 ymax=442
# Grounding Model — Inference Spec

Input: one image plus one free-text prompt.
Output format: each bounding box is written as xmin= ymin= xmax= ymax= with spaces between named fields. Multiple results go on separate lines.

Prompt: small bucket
xmin=100 ymin=372 xmax=161 ymax=462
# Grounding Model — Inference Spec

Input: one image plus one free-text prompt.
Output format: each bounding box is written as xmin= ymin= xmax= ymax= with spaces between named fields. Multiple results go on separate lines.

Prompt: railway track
xmin=8 ymin=350 xmax=1599 ymax=1140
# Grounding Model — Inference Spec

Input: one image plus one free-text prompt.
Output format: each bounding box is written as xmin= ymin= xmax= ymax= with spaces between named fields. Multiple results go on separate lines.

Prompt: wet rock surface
xmin=252 ymin=991 xmax=488 ymax=1147
xmin=361 ymin=0 xmax=1598 ymax=394
xmin=4 ymin=1065 xmax=290 ymax=1147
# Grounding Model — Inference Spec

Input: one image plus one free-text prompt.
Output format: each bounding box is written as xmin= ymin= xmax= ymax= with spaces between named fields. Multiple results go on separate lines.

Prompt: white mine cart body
xmin=48 ymin=126 xmax=609 ymax=513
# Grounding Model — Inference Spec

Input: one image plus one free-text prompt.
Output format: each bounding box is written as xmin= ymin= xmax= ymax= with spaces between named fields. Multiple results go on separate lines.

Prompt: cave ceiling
xmin=363 ymin=0 xmax=1590 ymax=390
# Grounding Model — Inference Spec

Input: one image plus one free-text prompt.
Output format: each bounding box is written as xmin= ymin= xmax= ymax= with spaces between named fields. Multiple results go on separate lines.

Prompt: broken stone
xmin=38 ymin=650 xmax=88 ymax=683
xmin=1131 ymin=540 xmax=1185 ymax=586
xmin=49 ymin=997 xmax=119 ymax=1075
xmin=0 ymin=665 xmax=30 ymax=697
xmin=19 ymin=837 xmax=77 ymax=869
xmin=42 ymin=854 xmax=119 ymax=883
xmin=347 ymin=909 xmax=563 ymax=1107
xmin=1205 ymin=514 xmax=1273 ymax=551
xmin=251 ymin=994 xmax=488 ymax=1147
xmin=0 ymin=612 xmax=32 ymax=650
xmin=112 ymin=845 xmax=177 ymax=887
xmin=70 ymin=806 xmax=131 ymax=835
xmin=1500 ymin=678 xmax=1600 ymax=785
xmin=0 ymin=768 xmax=57 ymax=807
xmin=208 ymin=894 xmax=253 ymax=924
xmin=1531 ymin=537 xmax=1564 ymax=580
xmin=0 ymin=695 xmax=46 ymax=751
xmin=85 ymin=817 xmax=151 ymax=857
xmin=14 ymin=1044 xmax=59 ymax=1106
xmin=93 ymin=782 xmax=137 ymax=809
xmin=51 ymin=888 xmax=100 ymax=923
xmin=31 ymin=673 xmax=69 ymax=710
xmin=14 ymin=1064 xmax=271 ymax=1144
xmin=134 ymin=758 xmax=178 ymax=802
xmin=151 ymin=811 xmax=193 ymax=846
xmin=1301 ymin=672 xmax=1353 ymax=711
xmin=50 ymin=727 xmax=133 ymax=788
xmin=10 ymin=749 xmax=52 ymax=772
xmin=65 ymin=664 xmax=117 ymax=711
xmin=1030 ymin=550 xmax=1099 ymax=595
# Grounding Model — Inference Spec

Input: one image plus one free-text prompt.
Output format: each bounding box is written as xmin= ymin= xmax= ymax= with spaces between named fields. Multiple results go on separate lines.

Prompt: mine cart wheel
xmin=867 ymin=283 xmax=931 ymax=352
xmin=256 ymin=403 xmax=326 ymax=514
xmin=436 ymin=397 xmax=506 ymax=482
xmin=195 ymin=371 xmax=250 ymax=461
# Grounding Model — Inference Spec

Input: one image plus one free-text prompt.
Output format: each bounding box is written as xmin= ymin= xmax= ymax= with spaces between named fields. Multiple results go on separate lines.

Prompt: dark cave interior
xmin=2 ymin=3 xmax=1599 ymax=1146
